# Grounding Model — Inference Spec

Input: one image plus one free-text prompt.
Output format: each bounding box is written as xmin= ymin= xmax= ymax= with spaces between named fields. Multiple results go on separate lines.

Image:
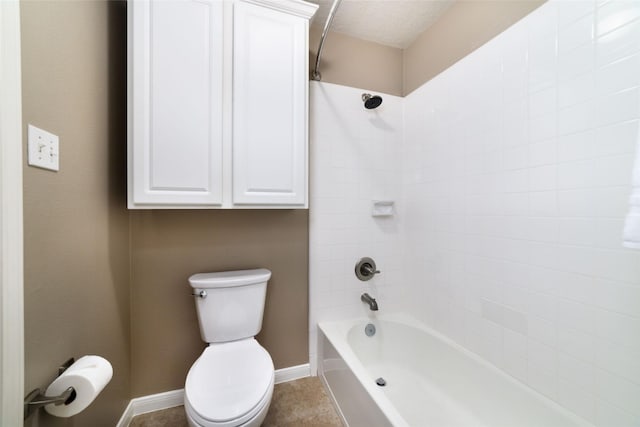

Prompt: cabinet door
xmin=129 ymin=0 xmax=224 ymax=207
xmin=232 ymin=1 xmax=308 ymax=206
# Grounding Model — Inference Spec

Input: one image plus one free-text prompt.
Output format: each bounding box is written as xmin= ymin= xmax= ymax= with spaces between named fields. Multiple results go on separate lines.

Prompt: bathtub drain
xmin=376 ymin=377 xmax=386 ymax=387
xmin=365 ymin=323 xmax=376 ymax=337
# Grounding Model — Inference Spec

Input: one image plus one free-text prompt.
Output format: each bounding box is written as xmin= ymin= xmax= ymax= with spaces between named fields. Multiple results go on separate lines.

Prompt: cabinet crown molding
xmin=240 ymin=0 xmax=318 ymax=19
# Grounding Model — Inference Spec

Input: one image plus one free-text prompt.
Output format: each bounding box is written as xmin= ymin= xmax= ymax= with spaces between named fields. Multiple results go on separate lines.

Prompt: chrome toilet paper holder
xmin=24 ymin=358 xmax=77 ymax=419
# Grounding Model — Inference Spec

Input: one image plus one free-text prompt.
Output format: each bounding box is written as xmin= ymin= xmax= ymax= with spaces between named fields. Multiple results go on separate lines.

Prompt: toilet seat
xmin=185 ymin=379 xmax=273 ymax=427
xmin=185 ymin=338 xmax=274 ymax=427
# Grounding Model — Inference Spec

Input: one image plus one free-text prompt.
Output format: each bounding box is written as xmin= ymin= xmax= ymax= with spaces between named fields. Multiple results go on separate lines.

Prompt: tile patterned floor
xmin=129 ymin=376 xmax=343 ymax=427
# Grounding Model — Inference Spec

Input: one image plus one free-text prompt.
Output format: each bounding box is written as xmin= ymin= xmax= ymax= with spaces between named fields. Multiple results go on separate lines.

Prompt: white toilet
xmin=184 ymin=269 xmax=275 ymax=427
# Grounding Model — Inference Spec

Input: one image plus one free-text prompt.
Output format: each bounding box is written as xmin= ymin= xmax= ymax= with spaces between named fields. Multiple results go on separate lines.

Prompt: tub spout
xmin=361 ymin=293 xmax=378 ymax=311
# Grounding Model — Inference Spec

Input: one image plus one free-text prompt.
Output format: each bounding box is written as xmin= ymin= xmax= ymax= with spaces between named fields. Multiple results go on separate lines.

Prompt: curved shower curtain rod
xmin=311 ymin=0 xmax=343 ymax=81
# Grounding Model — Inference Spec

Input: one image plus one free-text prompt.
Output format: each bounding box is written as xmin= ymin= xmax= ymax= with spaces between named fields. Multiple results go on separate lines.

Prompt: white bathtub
xmin=318 ymin=314 xmax=593 ymax=427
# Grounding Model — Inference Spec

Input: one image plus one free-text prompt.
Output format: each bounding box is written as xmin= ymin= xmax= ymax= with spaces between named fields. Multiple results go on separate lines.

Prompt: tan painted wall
xmin=403 ymin=0 xmax=546 ymax=95
xmin=310 ymin=25 xmax=403 ymax=96
xmin=130 ymin=210 xmax=309 ymax=397
xmin=21 ymin=1 xmax=130 ymax=426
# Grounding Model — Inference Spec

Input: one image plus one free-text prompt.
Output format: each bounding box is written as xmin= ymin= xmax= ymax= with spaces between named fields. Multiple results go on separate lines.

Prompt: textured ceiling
xmin=308 ymin=0 xmax=456 ymax=49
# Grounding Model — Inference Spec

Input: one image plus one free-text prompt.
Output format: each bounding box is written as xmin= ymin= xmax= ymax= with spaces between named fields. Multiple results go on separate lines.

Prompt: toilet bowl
xmin=185 ymin=269 xmax=274 ymax=427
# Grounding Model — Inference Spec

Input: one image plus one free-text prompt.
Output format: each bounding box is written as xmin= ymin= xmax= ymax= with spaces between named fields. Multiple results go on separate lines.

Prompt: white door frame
xmin=0 ymin=0 xmax=25 ymax=425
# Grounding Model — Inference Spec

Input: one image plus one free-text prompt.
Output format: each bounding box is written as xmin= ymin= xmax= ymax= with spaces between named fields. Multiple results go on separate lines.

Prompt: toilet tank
xmin=189 ymin=269 xmax=271 ymax=343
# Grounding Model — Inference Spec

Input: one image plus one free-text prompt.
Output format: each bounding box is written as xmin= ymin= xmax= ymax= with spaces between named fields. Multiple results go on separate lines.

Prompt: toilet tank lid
xmin=189 ymin=268 xmax=271 ymax=289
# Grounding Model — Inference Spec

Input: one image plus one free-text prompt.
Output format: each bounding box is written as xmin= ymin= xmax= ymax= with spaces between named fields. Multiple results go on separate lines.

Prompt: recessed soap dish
xmin=372 ymin=200 xmax=394 ymax=217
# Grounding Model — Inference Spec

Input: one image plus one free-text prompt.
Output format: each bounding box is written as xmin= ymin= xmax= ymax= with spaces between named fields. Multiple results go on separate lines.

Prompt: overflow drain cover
xmin=376 ymin=377 xmax=386 ymax=387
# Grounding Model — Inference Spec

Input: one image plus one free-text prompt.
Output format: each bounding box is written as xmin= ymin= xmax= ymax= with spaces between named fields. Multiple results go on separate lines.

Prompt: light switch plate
xmin=28 ymin=124 xmax=59 ymax=171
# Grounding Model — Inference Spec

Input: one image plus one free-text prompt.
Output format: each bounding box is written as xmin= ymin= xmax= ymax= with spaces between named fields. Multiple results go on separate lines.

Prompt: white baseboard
xmin=116 ymin=363 xmax=311 ymax=426
xmin=116 ymin=389 xmax=184 ymax=427
xmin=275 ymin=363 xmax=310 ymax=384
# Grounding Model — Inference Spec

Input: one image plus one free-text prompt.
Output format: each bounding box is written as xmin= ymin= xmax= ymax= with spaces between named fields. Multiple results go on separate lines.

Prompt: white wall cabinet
xmin=128 ymin=0 xmax=316 ymax=209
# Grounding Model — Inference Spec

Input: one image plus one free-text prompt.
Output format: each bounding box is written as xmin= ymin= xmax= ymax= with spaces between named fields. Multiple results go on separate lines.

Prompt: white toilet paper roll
xmin=44 ymin=355 xmax=113 ymax=418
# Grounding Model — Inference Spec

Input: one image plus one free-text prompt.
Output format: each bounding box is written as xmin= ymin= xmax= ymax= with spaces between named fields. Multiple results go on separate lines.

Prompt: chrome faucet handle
xmin=355 ymin=257 xmax=380 ymax=281
xmin=362 ymin=265 xmax=380 ymax=275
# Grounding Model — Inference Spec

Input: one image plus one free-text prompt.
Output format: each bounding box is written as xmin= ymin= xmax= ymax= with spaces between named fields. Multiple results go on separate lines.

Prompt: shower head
xmin=362 ymin=93 xmax=383 ymax=109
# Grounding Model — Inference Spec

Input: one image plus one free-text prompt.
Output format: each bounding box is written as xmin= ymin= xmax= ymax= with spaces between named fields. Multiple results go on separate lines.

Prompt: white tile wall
xmin=309 ymin=0 xmax=640 ymax=424
xmin=308 ymin=82 xmax=404 ymax=373
xmin=403 ymin=1 xmax=640 ymax=425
